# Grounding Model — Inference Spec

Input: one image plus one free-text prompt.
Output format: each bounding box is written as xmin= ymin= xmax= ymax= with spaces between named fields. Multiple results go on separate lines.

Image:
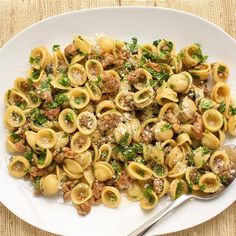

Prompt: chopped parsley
xmin=38 ymin=152 xmax=46 ymax=165
xmin=161 ymin=123 xmax=172 ymax=132
xmin=191 ymin=45 xmax=208 ymax=63
xmin=143 ymin=66 xmax=169 ymax=85
xmin=11 ymin=132 xmax=21 ymax=142
xmin=197 ymin=146 xmax=211 ymax=155
xmin=124 ymin=62 xmax=135 ymax=72
xmin=187 ymin=154 xmax=195 ymax=166
xmin=175 ymin=180 xmax=183 ymax=199
xmin=24 ymin=150 xmax=34 ymax=163
xmin=75 ymin=95 xmax=86 ymax=105
xmin=58 ymin=76 xmax=71 ymax=87
xmin=200 ymin=99 xmax=212 ymax=110
xmin=113 ymin=143 xmax=143 ymax=161
xmin=229 ymin=106 xmax=236 ymax=115
xmin=52 ymin=44 xmax=60 ymax=51
xmin=143 ymin=186 xmax=155 ymax=203
xmin=125 ymin=37 xmax=138 ymax=54
xmin=153 ymin=39 xmax=161 ymax=47
xmin=153 ymin=164 xmax=165 ymax=176
xmin=30 ymin=108 xmax=48 ymax=125
xmin=47 ymin=93 xmax=68 ymax=108
xmin=29 ymin=56 xmax=40 ymax=65
xmin=160 ymin=39 xmax=173 ymax=57
xmin=218 ymin=65 xmax=226 ymax=73
xmin=218 ymin=102 xmax=226 ymax=113
xmin=91 ymin=76 xmax=102 ymax=86
xmin=65 ymin=112 xmax=74 ymax=122
xmin=111 ymin=162 xmax=121 ymax=176
xmin=33 ymin=176 xmax=41 ymax=189
xmin=118 ymin=132 xmax=129 ymax=147
xmin=141 ymin=48 xmax=159 ymax=62
xmin=40 ymin=77 xmax=52 ymax=92
xmin=219 ymin=175 xmax=229 ymax=185
xmin=110 ymin=193 xmax=118 ymax=202
xmin=28 ymin=69 xmax=40 ymax=83
xmin=136 ymin=168 xmax=145 ymax=177
xmin=199 ymin=184 xmax=206 ymax=191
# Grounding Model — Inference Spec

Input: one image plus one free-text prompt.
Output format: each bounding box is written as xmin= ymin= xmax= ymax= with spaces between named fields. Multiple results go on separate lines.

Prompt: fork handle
xmin=127 ymin=195 xmax=192 ymax=236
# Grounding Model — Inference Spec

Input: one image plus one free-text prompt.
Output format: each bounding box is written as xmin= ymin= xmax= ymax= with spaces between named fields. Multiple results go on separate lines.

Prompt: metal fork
xmin=128 ymin=145 xmax=236 ymax=236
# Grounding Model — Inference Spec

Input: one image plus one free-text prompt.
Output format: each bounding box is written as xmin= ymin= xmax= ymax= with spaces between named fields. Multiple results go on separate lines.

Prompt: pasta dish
xmin=4 ymin=35 xmax=236 ymax=215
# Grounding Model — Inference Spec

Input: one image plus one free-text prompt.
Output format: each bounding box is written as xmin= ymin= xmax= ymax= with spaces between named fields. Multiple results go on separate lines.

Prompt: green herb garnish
xmin=24 ymin=150 xmax=33 ymax=163
xmin=218 ymin=65 xmax=226 ymax=73
xmin=29 ymin=56 xmax=40 ymax=65
xmin=125 ymin=37 xmax=138 ymax=54
xmin=30 ymin=108 xmax=48 ymax=125
xmin=38 ymin=152 xmax=46 ymax=165
xmin=191 ymin=45 xmax=208 ymax=63
xmin=11 ymin=132 xmax=21 ymax=142
xmin=52 ymin=44 xmax=60 ymax=51
xmin=199 ymin=184 xmax=206 ymax=191
xmin=153 ymin=164 xmax=165 ymax=176
xmin=118 ymin=132 xmax=129 ymax=147
xmin=218 ymin=102 xmax=226 ymax=113
xmin=175 ymin=180 xmax=183 ymax=199
xmin=75 ymin=95 xmax=86 ymax=105
xmin=161 ymin=123 xmax=172 ymax=132
xmin=200 ymin=99 xmax=212 ymax=110
xmin=65 ymin=112 xmax=74 ymax=122
xmin=153 ymin=39 xmax=161 ymax=47
xmin=58 ymin=76 xmax=71 ymax=87
xmin=33 ymin=176 xmax=41 ymax=189
xmin=143 ymin=186 xmax=155 ymax=203
xmin=229 ymin=106 xmax=236 ymax=115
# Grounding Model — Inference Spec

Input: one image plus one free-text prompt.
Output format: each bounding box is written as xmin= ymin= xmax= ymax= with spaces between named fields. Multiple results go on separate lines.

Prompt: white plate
xmin=0 ymin=7 xmax=236 ymax=236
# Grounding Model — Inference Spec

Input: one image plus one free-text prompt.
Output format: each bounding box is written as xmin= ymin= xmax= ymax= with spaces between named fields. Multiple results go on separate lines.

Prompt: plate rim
xmin=0 ymin=6 xmax=236 ymax=236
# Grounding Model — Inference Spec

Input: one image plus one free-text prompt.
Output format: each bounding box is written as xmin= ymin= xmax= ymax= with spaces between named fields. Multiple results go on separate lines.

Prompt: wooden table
xmin=0 ymin=0 xmax=236 ymax=235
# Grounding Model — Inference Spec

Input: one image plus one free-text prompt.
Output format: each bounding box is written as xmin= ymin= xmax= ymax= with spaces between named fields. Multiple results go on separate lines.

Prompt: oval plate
xmin=0 ymin=7 xmax=236 ymax=236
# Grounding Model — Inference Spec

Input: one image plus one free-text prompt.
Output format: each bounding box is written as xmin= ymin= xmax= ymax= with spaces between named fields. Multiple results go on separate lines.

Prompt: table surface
xmin=0 ymin=0 xmax=236 ymax=235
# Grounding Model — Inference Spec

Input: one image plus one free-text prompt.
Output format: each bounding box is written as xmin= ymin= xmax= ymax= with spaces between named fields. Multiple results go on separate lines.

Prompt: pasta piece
xmin=73 ymin=35 xmax=92 ymax=54
xmin=155 ymin=87 xmax=178 ymax=105
xmin=98 ymin=144 xmax=112 ymax=162
xmin=154 ymin=120 xmax=174 ymax=142
xmin=126 ymin=162 xmax=152 ymax=180
xmin=97 ymin=36 xmax=114 ymax=53
xmin=198 ymin=172 xmax=222 ymax=193
xmin=54 ymin=132 xmax=70 ymax=149
xmin=85 ymin=59 xmax=103 ymax=82
xmin=150 ymin=163 xmax=168 ymax=178
xmin=69 ymin=88 xmax=90 ymax=109
xmin=211 ymin=82 xmax=230 ymax=103
xmin=71 ymin=183 xmax=92 ymax=204
xmin=170 ymin=179 xmax=188 ymax=199
xmin=128 ymin=118 xmax=141 ymax=142
xmin=29 ymin=46 xmax=51 ymax=69
xmin=51 ymin=49 xmax=69 ymax=75
xmin=5 ymin=90 xmax=29 ymax=110
xmin=140 ymin=189 xmax=158 ymax=210
xmin=63 ymin=159 xmax=83 ymax=179
xmin=8 ymin=156 xmax=30 ymax=178
xmin=192 ymin=146 xmax=211 ymax=168
xmin=133 ymin=87 xmax=154 ymax=108
xmin=168 ymin=161 xmax=187 ymax=178
xmin=170 ymin=54 xmax=182 ymax=73
xmin=209 ymin=150 xmax=230 ymax=174
xmin=180 ymin=96 xmax=197 ymax=122
xmin=115 ymin=91 xmax=134 ymax=111
xmin=40 ymin=174 xmax=59 ymax=196
xmin=202 ymin=109 xmax=223 ymax=132
xmin=50 ymin=75 xmax=72 ymax=90
xmin=154 ymin=178 xmax=170 ymax=198
xmin=166 ymin=146 xmax=184 ymax=169
xmin=201 ymin=131 xmax=220 ymax=149
xmin=35 ymin=128 xmax=57 ymax=149
xmin=176 ymin=133 xmax=192 ymax=146
xmin=85 ymin=82 xmax=102 ymax=102
xmin=185 ymin=167 xmax=201 ymax=190
xmin=156 ymin=39 xmax=175 ymax=60
xmin=180 ymin=44 xmax=203 ymax=68
xmin=212 ymin=62 xmax=229 ymax=82
xmin=95 ymin=100 xmax=116 ymax=118
xmin=125 ymin=181 xmax=142 ymax=202
xmin=5 ymin=105 xmax=26 ymax=128
xmin=101 ymin=186 xmax=121 ymax=208
xmin=76 ymin=151 xmax=92 ymax=170
xmin=76 ymin=111 xmax=97 ymax=135
xmin=167 ymin=72 xmax=192 ymax=94
xmin=68 ymin=63 xmax=87 ymax=86
xmin=71 ymin=132 xmax=91 ymax=153
xmin=93 ymin=161 xmax=114 ymax=182
xmin=36 ymin=149 xmax=53 ymax=169
xmin=228 ymin=115 xmax=236 ymax=136
xmin=188 ymin=63 xmax=211 ymax=80
xmin=83 ymin=167 xmax=95 ymax=187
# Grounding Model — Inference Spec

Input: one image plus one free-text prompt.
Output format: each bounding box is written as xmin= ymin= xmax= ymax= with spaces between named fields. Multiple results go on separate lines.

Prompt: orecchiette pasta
xmin=4 ymin=36 xmax=235 ymax=216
